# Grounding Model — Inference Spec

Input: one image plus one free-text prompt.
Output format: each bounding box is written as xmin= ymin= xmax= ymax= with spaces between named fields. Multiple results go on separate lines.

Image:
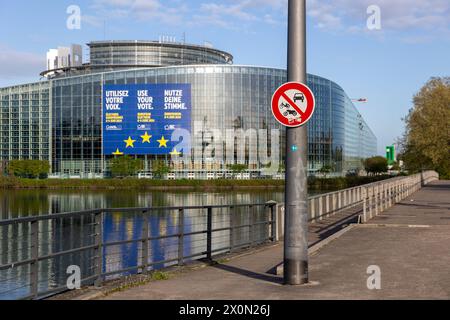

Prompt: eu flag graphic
xmin=102 ymin=84 xmax=191 ymax=155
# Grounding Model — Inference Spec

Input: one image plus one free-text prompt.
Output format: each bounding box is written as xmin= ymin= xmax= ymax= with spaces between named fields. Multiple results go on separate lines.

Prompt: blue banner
xmin=102 ymin=84 xmax=191 ymax=155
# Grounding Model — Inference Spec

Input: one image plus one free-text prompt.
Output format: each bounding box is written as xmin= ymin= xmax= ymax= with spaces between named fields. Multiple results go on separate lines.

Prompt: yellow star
xmin=112 ymin=148 xmax=124 ymax=156
xmin=124 ymin=136 xmax=136 ymax=148
xmin=170 ymin=148 xmax=181 ymax=157
xmin=157 ymin=136 xmax=169 ymax=148
xmin=141 ymin=132 xmax=152 ymax=143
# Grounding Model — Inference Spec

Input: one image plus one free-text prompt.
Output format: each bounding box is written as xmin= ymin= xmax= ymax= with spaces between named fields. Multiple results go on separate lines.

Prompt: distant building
xmin=45 ymin=44 xmax=83 ymax=77
xmin=0 ymin=40 xmax=377 ymax=178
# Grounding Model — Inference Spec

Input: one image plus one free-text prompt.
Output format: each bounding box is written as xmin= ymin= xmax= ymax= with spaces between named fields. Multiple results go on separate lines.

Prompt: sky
xmin=0 ymin=0 xmax=449 ymax=155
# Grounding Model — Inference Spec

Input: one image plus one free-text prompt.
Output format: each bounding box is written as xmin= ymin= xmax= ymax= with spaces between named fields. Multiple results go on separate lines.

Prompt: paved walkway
xmin=101 ymin=181 xmax=450 ymax=300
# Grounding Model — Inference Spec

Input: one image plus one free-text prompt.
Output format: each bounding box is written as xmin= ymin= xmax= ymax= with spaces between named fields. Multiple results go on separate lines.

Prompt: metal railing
xmin=0 ymin=171 xmax=439 ymax=300
xmin=272 ymin=171 xmax=439 ymax=238
xmin=360 ymin=171 xmax=439 ymax=223
xmin=0 ymin=203 xmax=277 ymax=300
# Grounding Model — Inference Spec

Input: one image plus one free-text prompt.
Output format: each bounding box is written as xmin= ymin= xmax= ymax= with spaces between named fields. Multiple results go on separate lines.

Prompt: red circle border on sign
xmin=271 ymin=82 xmax=316 ymax=128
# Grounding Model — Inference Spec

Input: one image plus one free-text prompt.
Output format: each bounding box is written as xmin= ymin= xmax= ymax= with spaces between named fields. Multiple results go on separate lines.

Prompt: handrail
xmin=0 ymin=203 xmax=278 ymax=300
xmin=0 ymin=203 xmax=273 ymax=226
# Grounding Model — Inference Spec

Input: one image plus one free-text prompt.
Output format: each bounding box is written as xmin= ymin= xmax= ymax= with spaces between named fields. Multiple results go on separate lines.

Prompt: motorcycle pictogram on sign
xmin=271 ymin=82 xmax=316 ymax=128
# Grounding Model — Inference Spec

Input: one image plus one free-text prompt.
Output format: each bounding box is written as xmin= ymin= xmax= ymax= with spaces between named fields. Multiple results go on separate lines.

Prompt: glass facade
xmin=0 ymin=43 xmax=377 ymax=178
xmin=0 ymin=83 xmax=51 ymax=161
xmin=1 ymin=65 xmax=376 ymax=177
xmin=89 ymin=41 xmax=233 ymax=70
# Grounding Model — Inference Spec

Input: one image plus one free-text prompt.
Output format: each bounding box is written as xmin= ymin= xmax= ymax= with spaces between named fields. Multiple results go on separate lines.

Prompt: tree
xmin=8 ymin=160 xmax=50 ymax=179
xmin=390 ymin=162 xmax=401 ymax=171
xmin=110 ymin=156 xmax=143 ymax=178
xmin=319 ymin=165 xmax=333 ymax=177
xmin=151 ymin=160 xmax=171 ymax=179
xmin=227 ymin=164 xmax=248 ymax=178
xmin=364 ymin=156 xmax=388 ymax=175
xmin=398 ymin=77 xmax=450 ymax=178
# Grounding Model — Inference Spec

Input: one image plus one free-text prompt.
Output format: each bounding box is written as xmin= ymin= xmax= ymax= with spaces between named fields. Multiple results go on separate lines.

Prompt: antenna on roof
xmin=159 ymin=35 xmax=177 ymax=43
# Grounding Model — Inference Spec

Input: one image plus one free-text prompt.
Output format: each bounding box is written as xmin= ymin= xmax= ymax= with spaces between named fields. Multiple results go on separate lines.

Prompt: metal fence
xmin=360 ymin=171 xmax=439 ymax=223
xmin=0 ymin=203 xmax=277 ymax=300
xmin=0 ymin=171 xmax=439 ymax=300
xmin=273 ymin=171 xmax=439 ymax=238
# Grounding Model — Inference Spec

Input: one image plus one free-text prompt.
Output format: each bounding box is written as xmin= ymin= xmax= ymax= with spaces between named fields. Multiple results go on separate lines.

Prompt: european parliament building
xmin=0 ymin=40 xmax=377 ymax=178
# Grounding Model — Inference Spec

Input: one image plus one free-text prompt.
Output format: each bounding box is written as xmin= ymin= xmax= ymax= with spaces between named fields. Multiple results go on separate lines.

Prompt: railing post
xmin=332 ymin=193 xmax=337 ymax=215
xmin=142 ymin=211 xmax=149 ymax=273
xmin=343 ymin=190 xmax=347 ymax=207
xmin=375 ymin=185 xmax=379 ymax=216
xmin=178 ymin=209 xmax=185 ymax=266
xmin=363 ymin=195 xmax=367 ymax=223
xmin=276 ymin=204 xmax=285 ymax=241
xmin=229 ymin=206 xmax=235 ymax=253
xmin=325 ymin=194 xmax=330 ymax=217
xmin=206 ymin=207 xmax=213 ymax=261
xmin=269 ymin=203 xmax=276 ymax=242
xmin=30 ymin=219 xmax=39 ymax=299
xmin=384 ymin=184 xmax=388 ymax=210
xmin=94 ymin=211 xmax=103 ymax=288
xmin=388 ymin=183 xmax=392 ymax=207
xmin=369 ymin=187 xmax=373 ymax=219
xmin=310 ymin=198 xmax=316 ymax=222
xmin=249 ymin=206 xmax=254 ymax=248
xmin=318 ymin=196 xmax=323 ymax=221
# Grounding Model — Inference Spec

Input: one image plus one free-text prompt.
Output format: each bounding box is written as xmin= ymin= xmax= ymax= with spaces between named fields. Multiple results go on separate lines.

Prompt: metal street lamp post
xmin=284 ymin=0 xmax=309 ymax=285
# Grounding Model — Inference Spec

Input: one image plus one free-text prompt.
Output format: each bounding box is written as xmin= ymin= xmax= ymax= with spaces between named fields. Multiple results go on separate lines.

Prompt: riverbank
xmin=0 ymin=175 xmax=394 ymax=191
xmin=0 ymin=176 xmax=284 ymax=191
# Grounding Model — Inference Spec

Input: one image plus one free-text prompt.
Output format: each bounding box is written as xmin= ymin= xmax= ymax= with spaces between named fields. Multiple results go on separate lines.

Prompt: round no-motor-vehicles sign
xmin=271 ymin=82 xmax=316 ymax=127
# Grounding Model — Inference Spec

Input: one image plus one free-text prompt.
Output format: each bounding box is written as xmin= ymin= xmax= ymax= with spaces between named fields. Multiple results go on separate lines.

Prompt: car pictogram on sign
xmin=293 ymin=93 xmax=305 ymax=103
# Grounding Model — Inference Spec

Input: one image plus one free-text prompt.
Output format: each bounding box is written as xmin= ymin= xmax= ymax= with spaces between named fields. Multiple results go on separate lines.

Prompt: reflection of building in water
xmin=1 ymin=190 xmax=285 ymax=294
xmin=48 ymin=193 xmax=107 ymax=214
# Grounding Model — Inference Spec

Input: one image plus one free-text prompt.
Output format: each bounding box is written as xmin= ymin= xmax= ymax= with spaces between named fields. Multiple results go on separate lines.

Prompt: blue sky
xmin=1 ymin=0 xmax=449 ymax=155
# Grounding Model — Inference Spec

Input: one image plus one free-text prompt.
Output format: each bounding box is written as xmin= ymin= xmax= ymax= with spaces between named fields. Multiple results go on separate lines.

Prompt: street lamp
xmin=352 ymin=98 xmax=368 ymax=103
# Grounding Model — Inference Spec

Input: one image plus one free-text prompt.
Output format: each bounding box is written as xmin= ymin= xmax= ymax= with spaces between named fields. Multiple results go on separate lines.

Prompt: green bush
xmin=151 ymin=160 xmax=171 ymax=179
xmin=110 ymin=156 xmax=143 ymax=178
xmin=7 ymin=160 xmax=50 ymax=179
xmin=364 ymin=156 xmax=388 ymax=175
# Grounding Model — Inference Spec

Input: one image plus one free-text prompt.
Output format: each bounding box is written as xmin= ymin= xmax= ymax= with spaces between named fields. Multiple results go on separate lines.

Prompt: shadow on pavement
xmin=424 ymin=182 xmax=450 ymax=190
xmin=397 ymin=202 xmax=450 ymax=210
xmin=211 ymin=263 xmax=283 ymax=285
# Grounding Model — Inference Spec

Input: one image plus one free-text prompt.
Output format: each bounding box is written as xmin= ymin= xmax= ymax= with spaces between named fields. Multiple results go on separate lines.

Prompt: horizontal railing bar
xmin=0 ymin=203 xmax=275 ymax=226
xmin=35 ymin=275 xmax=98 ymax=300
xmin=0 ymin=259 xmax=36 ymax=271
xmin=37 ymin=244 xmax=98 ymax=261
xmin=0 ymin=209 xmax=103 ymax=226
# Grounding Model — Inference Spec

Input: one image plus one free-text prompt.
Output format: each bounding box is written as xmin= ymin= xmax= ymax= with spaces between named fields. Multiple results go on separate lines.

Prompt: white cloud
xmin=83 ymin=0 xmax=450 ymax=40
xmin=191 ymin=0 xmax=287 ymax=29
xmin=308 ymin=0 xmax=450 ymax=35
xmin=90 ymin=0 xmax=187 ymax=25
xmin=0 ymin=45 xmax=44 ymax=79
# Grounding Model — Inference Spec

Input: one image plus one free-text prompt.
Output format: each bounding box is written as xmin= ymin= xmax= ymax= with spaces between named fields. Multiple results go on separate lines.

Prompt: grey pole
xmin=284 ymin=0 xmax=309 ymax=285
